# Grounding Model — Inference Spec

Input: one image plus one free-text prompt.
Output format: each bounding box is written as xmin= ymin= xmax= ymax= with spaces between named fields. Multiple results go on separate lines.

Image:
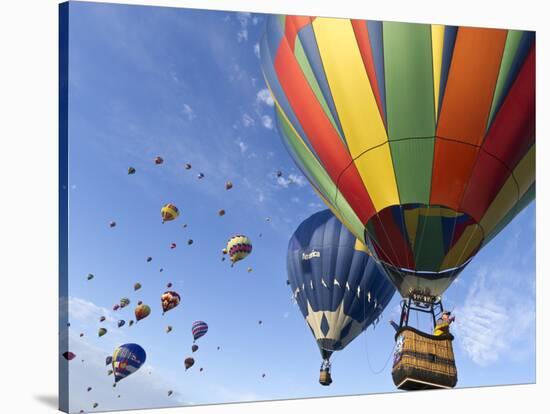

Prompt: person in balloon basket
xmin=433 ymin=311 xmax=455 ymax=336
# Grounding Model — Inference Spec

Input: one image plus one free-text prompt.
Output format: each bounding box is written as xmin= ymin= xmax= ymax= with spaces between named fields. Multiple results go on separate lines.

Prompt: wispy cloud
xmin=68 ymin=296 xmax=117 ymax=325
xmin=257 ymin=88 xmax=274 ymax=107
xmin=236 ymin=12 xmax=251 ymax=43
xmin=261 ymin=115 xmax=274 ymax=129
xmin=276 ymin=173 xmax=307 ymax=188
xmin=182 ymin=103 xmax=196 ymax=120
xmin=253 ymin=42 xmax=260 ymax=59
xmin=242 ymin=113 xmax=255 ymax=127
xmin=235 ymin=138 xmax=248 ymax=153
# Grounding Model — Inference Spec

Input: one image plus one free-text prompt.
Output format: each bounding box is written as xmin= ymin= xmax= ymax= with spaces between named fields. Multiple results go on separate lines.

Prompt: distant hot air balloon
xmin=146 ymin=256 xmax=152 ymax=262
xmin=218 ymin=209 xmax=226 ymax=216
xmin=182 ymin=224 xmax=188 ymax=228
xmin=159 ymin=268 xmax=164 ymax=273
xmin=225 ymin=181 xmax=233 ymax=190
xmin=199 ymin=368 xmax=204 ymax=372
xmin=129 ymin=320 xmax=134 ymax=327
xmin=107 ymin=369 xmax=113 ymax=376
xmin=191 ymin=344 xmax=199 ymax=353
xmin=187 ymin=239 xmax=193 ymax=245
xmin=105 ymin=356 xmax=113 ymax=366
xmin=184 ymin=163 xmax=192 ymax=170
xmin=191 ymin=321 xmax=208 ymax=342
xmin=166 ymin=325 xmax=173 ymax=333
xmin=93 ymin=403 xmax=98 ymax=409
xmin=117 ymin=320 xmax=126 ymax=328
xmin=98 ymin=328 xmax=107 ymax=338
xmin=184 ymin=357 xmax=195 ymax=370
xmin=135 ymin=304 xmax=151 ymax=322
xmin=154 ymin=156 xmax=164 ymax=165
xmin=168 ymin=390 xmax=173 ymax=397
xmin=62 ymin=351 xmax=76 ymax=361
xmin=109 ymin=221 xmax=116 ymax=228
xmin=161 ymin=291 xmax=181 ymax=314
xmin=120 ymin=298 xmax=130 ymax=308
xmin=222 ymin=248 xmax=227 ymax=255
xmin=276 ymin=171 xmax=282 ymax=177
xmin=226 ymin=235 xmax=252 ymax=266
xmin=134 ymin=282 xmax=142 ymax=291
xmin=99 ymin=316 xmax=106 ymax=323
xmin=217 ymin=346 xmax=221 ymax=350
xmin=258 ymin=320 xmax=262 ymax=325
xmin=112 ymin=343 xmax=146 ymax=383
xmin=137 ymin=300 xmax=143 ymax=306
xmin=127 ymin=167 xmax=136 ymax=175
xmin=79 ymin=333 xmax=84 ymax=337
xmin=161 ymin=203 xmax=179 ymax=223
xmin=113 ymin=304 xmax=120 ymax=311
xmin=87 ymin=273 xmax=94 ymax=280
xmin=170 ymin=242 xmax=177 ymax=249
xmin=197 ymin=172 xmax=205 ymax=179
xmin=166 ymin=282 xmax=173 ymax=288
xmin=286 ymin=210 xmax=395 ymax=385
xmin=87 ymin=387 xmax=92 ymax=392
xmin=262 ymin=373 xmax=266 ymax=378
xmin=247 ymin=267 xmax=253 ymax=273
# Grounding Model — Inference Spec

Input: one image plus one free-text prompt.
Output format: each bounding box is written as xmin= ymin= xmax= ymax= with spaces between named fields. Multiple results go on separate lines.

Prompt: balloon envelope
xmin=261 ymin=17 xmax=535 ymax=297
xmin=226 ymin=235 xmax=252 ymax=264
xmin=161 ymin=203 xmax=179 ymax=223
xmin=135 ymin=304 xmax=151 ymax=321
xmin=287 ymin=210 xmax=395 ymax=357
xmin=191 ymin=321 xmax=208 ymax=342
xmin=112 ymin=343 xmax=146 ymax=383
xmin=161 ymin=291 xmax=181 ymax=313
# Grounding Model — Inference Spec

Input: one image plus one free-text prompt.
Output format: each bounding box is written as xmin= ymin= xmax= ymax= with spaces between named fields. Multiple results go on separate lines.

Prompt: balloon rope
xmin=364 ymin=330 xmax=396 ymax=375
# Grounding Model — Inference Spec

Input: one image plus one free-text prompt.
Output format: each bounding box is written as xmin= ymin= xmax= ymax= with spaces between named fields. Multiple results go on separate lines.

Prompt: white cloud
xmin=236 ymin=12 xmax=251 ymax=43
xmin=288 ymin=173 xmax=306 ymax=187
xmin=291 ymin=196 xmax=300 ymax=203
xmin=182 ymin=104 xmax=196 ymax=120
xmin=253 ymin=42 xmax=260 ymax=59
xmin=261 ymin=115 xmax=274 ymax=129
xmin=235 ymin=139 xmax=248 ymax=153
xmin=237 ymin=29 xmax=248 ymax=42
xmin=454 ymin=267 xmax=535 ymax=366
xmin=256 ymin=88 xmax=274 ymax=107
xmin=68 ymin=297 xmax=117 ymax=325
xmin=242 ymin=113 xmax=255 ymax=127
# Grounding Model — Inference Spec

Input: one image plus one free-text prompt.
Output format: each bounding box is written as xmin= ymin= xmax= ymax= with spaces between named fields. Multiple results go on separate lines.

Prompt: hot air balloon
xmin=87 ymin=387 xmax=92 ymax=392
xmin=258 ymin=320 xmax=262 ymax=325
xmin=159 ymin=268 xmax=164 ymax=273
xmin=127 ymin=167 xmax=136 ymax=175
xmin=98 ymin=328 xmax=107 ymax=337
xmin=129 ymin=320 xmax=134 ymax=327
xmin=226 ymin=235 xmax=252 ymax=266
xmin=199 ymin=368 xmax=204 ymax=372
xmin=166 ymin=282 xmax=173 ymax=288
xmin=191 ymin=344 xmax=199 ymax=353
xmin=93 ymin=403 xmax=98 ymax=409
xmin=87 ymin=273 xmax=94 ymax=280
xmin=263 ymin=17 xmax=535 ymax=389
xmin=120 ymin=298 xmax=130 ymax=308
xmin=197 ymin=172 xmax=205 ymax=179
xmin=112 ymin=343 xmax=146 ymax=383
xmin=161 ymin=203 xmax=179 ymax=223
xmin=286 ymin=210 xmax=395 ymax=385
xmin=62 ymin=351 xmax=76 ymax=361
xmin=154 ymin=156 xmax=164 ymax=165
xmin=166 ymin=325 xmax=173 ymax=333
xmin=134 ymin=282 xmax=142 ymax=291
xmin=168 ymin=390 xmax=173 ymax=397
xmin=218 ymin=209 xmax=226 ymax=216
xmin=225 ymin=181 xmax=233 ymax=190
xmin=105 ymin=356 xmax=113 ymax=366
xmin=247 ymin=267 xmax=253 ymax=273
xmin=182 ymin=223 xmax=188 ymax=228
xmin=107 ymin=369 xmax=113 ymax=376
xmin=99 ymin=316 xmax=106 ymax=323
xmin=170 ymin=243 xmax=177 ymax=249
xmin=79 ymin=333 xmax=84 ymax=337
xmin=262 ymin=373 xmax=266 ymax=378
xmin=161 ymin=291 xmax=181 ymax=314
xmin=184 ymin=163 xmax=192 ymax=170
xmin=217 ymin=346 xmax=221 ymax=350
xmin=146 ymin=256 xmax=152 ymax=262
xmin=137 ymin=300 xmax=143 ymax=306
xmin=135 ymin=304 xmax=151 ymax=322
xmin=276 ymin=170 xmax=283 ymax=177
xmin=184 ymin=357 xmax=195 ymax=370
xmin=113 ymin=304 xmax=120 ymax=311
xmin=109 ymin=221 xmax=116 ymax=228
xmin=187 ymin=239 xmax=193 ymax=245
xmin=191 ymin=321 xmax=208 ymax=342
xmin=118 ymin=320 xmax=126 ymax=328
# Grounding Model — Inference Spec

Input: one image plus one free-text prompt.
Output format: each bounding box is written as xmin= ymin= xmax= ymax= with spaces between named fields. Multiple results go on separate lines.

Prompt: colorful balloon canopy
xmin=127 ymin=167 xmax=136 ymax=175
xmin=226 ymin=235 xmax=252 ymax=265
xmin=62 ymin=351 xmax=76 ymax=361
xmin=261 ymin=17 xmax=535 ymax=297
xmin=225 ymin=181 xmax=233 ymax=190
xmin=135 ymin=304 xmax=151 ymax=321
xmin=118 ymin=320 xmax=126 ymax=328
xmin=287 ymin=210 xmax=395 ymax=359
xmin=112 ymin=343 xmax=146 ymax=383
xmin=161 ymin=203 xmax=179 ymax=223
xmin=120 ymin=297 xmax=130 ymax=308
xmin=134 ymin=282 xmax=142 ymax=291
xmin=191 ymin=321 xmax=208 ymax=342
xmin=191 ymin=344 xmax=199 ymax=353
xmin=98 ymin=328 xmax=107 ymax=337
xmin=154 ymin=156 xmax=164 ymax=165
xmin=166 ymin=325 xmax=173 ymax=333
xmin=161 ymin=291 xmax=181 ymax=314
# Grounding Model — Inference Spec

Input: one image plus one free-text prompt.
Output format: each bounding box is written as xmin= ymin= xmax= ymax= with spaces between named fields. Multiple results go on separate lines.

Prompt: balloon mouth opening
xmin=363 ymin=203 xmax=483 ymax=273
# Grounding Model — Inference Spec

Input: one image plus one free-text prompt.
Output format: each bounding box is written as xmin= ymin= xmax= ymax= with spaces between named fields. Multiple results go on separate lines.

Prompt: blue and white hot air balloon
xmin=112 ymin=343 xmax=146 ymax=383
xmin=287 ymin=210 xmax=395 ymax=385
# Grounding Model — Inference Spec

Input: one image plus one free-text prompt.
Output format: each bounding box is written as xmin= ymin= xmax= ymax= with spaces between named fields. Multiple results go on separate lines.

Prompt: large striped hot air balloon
xmin=112 ymin=343 xmax=146 ymax=383
xmin=226 ymin=235 xmax=252 ymax=266
xmin=191 ymin=321 xmax=208 ymax=342
xmin=261 ymin=16 xmax=535 ymax=299
xmin=287 ymin=210 xmax=395 ymax=385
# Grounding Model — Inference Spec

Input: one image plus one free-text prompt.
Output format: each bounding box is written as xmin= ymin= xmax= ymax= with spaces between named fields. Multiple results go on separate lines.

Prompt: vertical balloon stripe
xmin=486 ymin=30 xmax=524 ymax=129
xmin=483 ymin=183 xmax=534 ymax=247
xmin=351 ymin=143 xmax=400 ymax=211
xmin=431 ymin=25 xmax=445 ymax=118
xmin=367 ymin=21 xmax=387 ymax=120
xmin=312 ymin=18 xmax=388 ymax=155
xmin=440 ymin=224 xmax=483 ymax=270
xmin=414 ymin=212 xmax=445 ymax=271
xmin=460 ymin=151 xmax=511 ymax=222
xmin=294 ymin=35 xmax=345 ymax=143
xmin=437 ymin=26 xmax=458 ymax=122
xmin=479 ymin=145 xmax=535 ymax=235
xmin=383 ymin=22 xmax=435 ymax=139
xmin=296 ymin=23 xmax=346 ymax=139
xmin=483 ymin=44 xmax=535 ymax=170
xmin=283 ymin=15 xmax=311 ymax=49
xmin=389 ymin=138 xmax=434 ymax=204
xmin=436 ymin=27 xmax=507 ymax=145
xmin=430 ymin=139 xmax=478 ymax=210
xmin=350 ymin=19 xmax=385 ymax=124
xmin=262 ymin=21 xmax=317 ymax=160
xmin=369 ymin=210 xmax=415 ymax=269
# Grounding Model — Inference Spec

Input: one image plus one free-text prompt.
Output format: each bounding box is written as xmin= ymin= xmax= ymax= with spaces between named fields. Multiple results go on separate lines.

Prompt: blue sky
xmin=63 ymin=2 xmax=536 ymax=412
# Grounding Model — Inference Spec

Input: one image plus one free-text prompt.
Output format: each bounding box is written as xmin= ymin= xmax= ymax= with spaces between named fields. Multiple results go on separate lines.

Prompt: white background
xmin=0 ymin=0 xmax=548 ymax=412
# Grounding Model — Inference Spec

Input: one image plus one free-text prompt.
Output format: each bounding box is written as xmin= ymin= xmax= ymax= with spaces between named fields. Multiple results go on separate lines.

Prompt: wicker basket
xmin=391 ymin=327 xmax=457 ymax=390
xmin=319 ymin=370 xmax=332 ymax=386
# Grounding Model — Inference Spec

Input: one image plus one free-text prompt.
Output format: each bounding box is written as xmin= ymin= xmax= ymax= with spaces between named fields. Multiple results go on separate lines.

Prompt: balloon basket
xmin=391 ymin=327 xmax=457 ymax=390
xmin=319 ymin=370 xmax=332 ymax=386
